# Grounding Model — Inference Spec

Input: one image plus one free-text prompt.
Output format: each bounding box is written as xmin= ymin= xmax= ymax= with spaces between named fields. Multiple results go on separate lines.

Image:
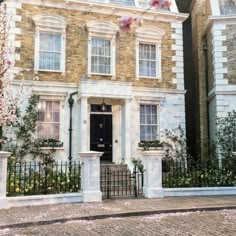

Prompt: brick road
xmin=1 ymin=210 xmax=236 ymax=236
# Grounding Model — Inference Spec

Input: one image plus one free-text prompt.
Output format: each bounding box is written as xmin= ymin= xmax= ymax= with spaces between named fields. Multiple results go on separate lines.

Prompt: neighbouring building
xmin=190 ymin=0 xmax=236 ymax=155
xmin=4 ymin=0 xmax=188 ymax=164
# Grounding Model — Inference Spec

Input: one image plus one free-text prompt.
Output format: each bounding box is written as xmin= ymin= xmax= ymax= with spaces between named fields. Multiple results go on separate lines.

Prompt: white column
xmin=79 ymin=151 xmax=103 ymax=202
xmin=141 ymin=150 xmax=165 ymax=198
xmin=124 ymin=98 xmax=132 ymax=162
xmin=80 ymin=96 xmax=88 ymax=152
xmin=0 ymin=152 xmax=11 ymax=209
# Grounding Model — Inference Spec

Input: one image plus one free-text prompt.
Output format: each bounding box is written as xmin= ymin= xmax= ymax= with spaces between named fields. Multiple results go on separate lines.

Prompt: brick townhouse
xmin=5 ymin=0 xmax=188 ymax=163
xmin=190 ymin=0 xmax=236 ymax=155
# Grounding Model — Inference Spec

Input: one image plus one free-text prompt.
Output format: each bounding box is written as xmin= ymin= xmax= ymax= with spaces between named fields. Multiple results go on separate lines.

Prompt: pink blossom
xmin=7 ymin=59 xmax=13 ymax=66
xmin=118 ymin=16 xmax=134 ymax=31
xmin=136 ymin=17 xmax=144 ymax=27
xmin=150 ymin=0 xmax=172 ymax=9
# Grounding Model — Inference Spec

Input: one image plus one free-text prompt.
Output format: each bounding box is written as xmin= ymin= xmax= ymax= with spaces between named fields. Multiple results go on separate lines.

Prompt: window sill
xmin=35 ymin=69 xmax=64 ymax=73
xmin=40 ymin=147 xmax=64 ymax=150
xmin=90 ymin=73 xmax=113 ymax=76
xmin=138 ymin=76 xmax=162 ymax=80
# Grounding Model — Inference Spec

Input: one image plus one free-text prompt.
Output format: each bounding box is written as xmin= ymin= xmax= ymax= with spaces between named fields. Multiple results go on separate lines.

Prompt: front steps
xmin=100 ymin=164 xmax=143 ymax=198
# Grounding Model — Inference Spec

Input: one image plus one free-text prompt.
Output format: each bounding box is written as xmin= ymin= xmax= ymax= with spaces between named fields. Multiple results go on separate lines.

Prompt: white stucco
xmin=10 ymin=79 xmax=186 ymax=164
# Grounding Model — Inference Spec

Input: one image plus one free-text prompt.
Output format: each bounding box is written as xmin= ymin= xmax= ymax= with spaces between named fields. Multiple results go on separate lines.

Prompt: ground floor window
xmin=140 ymin=104 xmax=158 ymax=141
xmin=37 ymin=100 xmax=60 ymax=140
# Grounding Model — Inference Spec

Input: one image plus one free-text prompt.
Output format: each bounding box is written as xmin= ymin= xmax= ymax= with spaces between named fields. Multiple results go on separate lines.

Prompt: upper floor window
xmin=33 ymin=14 xmax=66 ymax=72
xmin=219 ymin=0 xmax=236 ymax=14
xmin=135 ymin=26 xmax=165 ymax=80
xmin=138 ymin=0 xmax=150 ymax=8
xmin=39 ymin=32 xmax=61 ymax=71
xmin=87 ymin=21 xmax=119 ymax=79
xmin=91 ymin=38 xmax=111 ymax=74
xmin=139 ymin=43 xmax=157 ymax=77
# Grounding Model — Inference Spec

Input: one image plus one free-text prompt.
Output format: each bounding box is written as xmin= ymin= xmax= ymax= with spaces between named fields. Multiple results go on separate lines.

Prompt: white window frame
xmin=33 ymin=14 xmax=66 ymax=73
xmin=91 ymin=38 xmax=112 ymax=75
xmin=135 ymin=27 xmax=165 ymax=80
xmin=139 ymin=43 xmax=159 ymax=78
xmin=87 ymin=21 xmax=119 ymax=79
xmin=34 ymin=91 xmax=67 ymax=147
xmin=136 ymin=0 xmax=150 ymax=8
xmin=37 ymin=100 xmax=61 ymax=141
xmin=139 ymin=102 xmax=160 ymax=142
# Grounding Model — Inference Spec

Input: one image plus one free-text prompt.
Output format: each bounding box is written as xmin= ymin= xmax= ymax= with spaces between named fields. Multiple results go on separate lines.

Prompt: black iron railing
xmin=7 ymin=161 xmax=81 ymax=196
xmin=162 ymin=159 xmax=236 ymax=188
xmin=100 ymin=166 xmax=143 ymax=199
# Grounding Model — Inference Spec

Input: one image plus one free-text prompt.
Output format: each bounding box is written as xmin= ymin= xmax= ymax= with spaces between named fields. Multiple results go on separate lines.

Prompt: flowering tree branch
xmin=0 ymin=0 xmax=23 ymax=146
xmin=118 ymin=0 xmax=172 ymax=31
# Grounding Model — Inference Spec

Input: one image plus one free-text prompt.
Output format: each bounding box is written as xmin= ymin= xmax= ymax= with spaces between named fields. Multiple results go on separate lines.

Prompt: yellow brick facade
xmin=191 ymin=0 xmax=212 ymax=156
xmin=16 ymin=3 xmax=176 ymax=89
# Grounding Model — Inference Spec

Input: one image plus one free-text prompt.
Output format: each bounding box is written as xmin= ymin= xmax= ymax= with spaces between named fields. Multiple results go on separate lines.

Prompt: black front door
xmin=90 ymin=114 xmax=112 ymax=162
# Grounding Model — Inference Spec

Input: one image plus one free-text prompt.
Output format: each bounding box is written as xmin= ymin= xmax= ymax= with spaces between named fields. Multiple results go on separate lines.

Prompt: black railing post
xmin=68 ymin=91 xmax=78 ymax=176
xmin=132 ymin=165 xmax=138 ymax=198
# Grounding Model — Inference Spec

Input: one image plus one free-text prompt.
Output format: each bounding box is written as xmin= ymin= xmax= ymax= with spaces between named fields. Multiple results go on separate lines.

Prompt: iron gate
xmin=100 ymin=166 xmax=143 ymax=199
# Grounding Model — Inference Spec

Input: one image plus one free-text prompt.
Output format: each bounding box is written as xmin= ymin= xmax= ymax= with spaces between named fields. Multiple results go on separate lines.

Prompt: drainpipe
xmin=203 ymin=39 xmax=210 ymax=154
xmin=68 ymin=91 xmax=78 ymax=161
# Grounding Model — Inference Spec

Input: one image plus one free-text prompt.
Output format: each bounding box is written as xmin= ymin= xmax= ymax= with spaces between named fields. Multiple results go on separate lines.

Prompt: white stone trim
xmin=209 ymin=23 xmax=229 ymax=87
xmin=33 ymin=14 xmax=67 ymax=73
xmin=135 ymin=26 xmax=165 ymax=80
xmin=171 ymin=22 xmax=184 ymax=90
xmin=18 ymin=0 xmax=188 ymax=23
xmin=12 ymin=80 xmax=78 ymax=89
xmin=164 ymin=187 xmax=236 ymax=197
xmin=6 ymin=193 xmax=83 ymax=209
xmin=79 ymin=79 xmax=132 ymax=99
xmin=5 ymin=1 xmax=22 ymax=62
xmin=86 ymin=21 xmax=119 ymax=79
xmin=210 ymin=0 xmax=221 ymax=16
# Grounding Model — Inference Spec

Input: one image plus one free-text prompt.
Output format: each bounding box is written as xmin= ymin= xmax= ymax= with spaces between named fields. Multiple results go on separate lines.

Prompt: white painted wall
xmin=10 ymin=81 xmax=186 ymax=164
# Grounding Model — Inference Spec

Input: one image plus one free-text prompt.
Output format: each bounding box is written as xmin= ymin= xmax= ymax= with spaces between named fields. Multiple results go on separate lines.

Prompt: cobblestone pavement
xmin=1 ymin=196 xmax=236 ymax=227
xmin=0 ymin=210 xmax=236 ymax=236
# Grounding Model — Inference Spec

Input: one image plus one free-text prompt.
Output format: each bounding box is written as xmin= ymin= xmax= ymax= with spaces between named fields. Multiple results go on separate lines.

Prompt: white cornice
xmin=12 ymin=80 xmax=78 ymax=89
xmin=19 ymin=0 xmax=188 ymax=23
xmin=132 ymin=86 xmax=186 ymax=95
xmin=202 ymin=15 xmax=236 ymax=37
xmin=208 ymin=86 xmax=236 ymax=101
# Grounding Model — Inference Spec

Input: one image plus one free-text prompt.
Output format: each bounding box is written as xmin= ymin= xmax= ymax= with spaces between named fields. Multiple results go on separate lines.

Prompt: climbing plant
xmin=216 ymin=110 xmax=236 ymax=159
xmin=6 ymin=94 xmax=55 ymax=161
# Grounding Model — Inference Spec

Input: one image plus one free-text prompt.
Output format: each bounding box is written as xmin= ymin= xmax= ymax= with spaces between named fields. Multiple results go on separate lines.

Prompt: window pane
xmin=38 ymin=112 xmax=45 ymax=122
xmin=140 ymin=115 xmax=145 ymax=124
xmin=53 ymin=112 xmax=60 ymax=122
xmin=53 ymin=101 xmax=60 ymax=112
xmin=53 ymin=123 xmax=60 ymax=134
xmin=219 ymin=0 xmax=236 ymax=14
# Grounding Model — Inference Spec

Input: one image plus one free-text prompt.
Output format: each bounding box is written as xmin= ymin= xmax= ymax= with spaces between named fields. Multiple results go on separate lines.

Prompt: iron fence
xmin=162 ymin=158 xmax=236 ymax=188
xmin=100 ymin=166 xmax=143 ymax=199
xmin=7 ymin=161 xmax=81 ymax=196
